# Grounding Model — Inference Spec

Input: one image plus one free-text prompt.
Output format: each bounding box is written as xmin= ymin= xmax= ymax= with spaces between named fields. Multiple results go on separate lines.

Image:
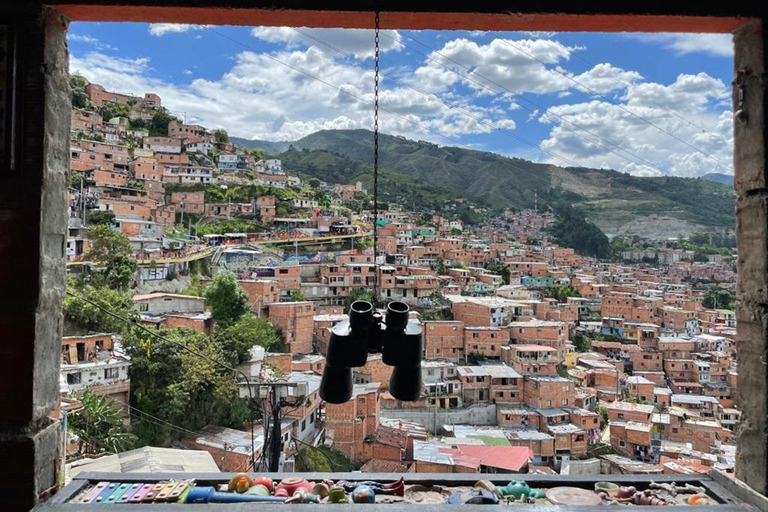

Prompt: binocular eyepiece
xmin=320 ymin=300 xmax=423 ymax=404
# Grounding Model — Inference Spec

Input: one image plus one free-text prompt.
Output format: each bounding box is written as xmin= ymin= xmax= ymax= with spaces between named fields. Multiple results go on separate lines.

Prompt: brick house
xmin=325 ymin=383 xmax=381 ymax=461
xmin=170 ymin=191 xmax=205 ymax=215
xmin=423 ymin=321 xmax=465 ymax=361
xmin=464 ymin=326 xmax=509 ymax=359
xmin=268 ymin=301 xmax=315 ymax=354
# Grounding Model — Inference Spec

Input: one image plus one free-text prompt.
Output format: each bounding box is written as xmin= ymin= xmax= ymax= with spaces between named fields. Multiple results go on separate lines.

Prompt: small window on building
xmin=104 ymin=367 xmax=119 ymax=379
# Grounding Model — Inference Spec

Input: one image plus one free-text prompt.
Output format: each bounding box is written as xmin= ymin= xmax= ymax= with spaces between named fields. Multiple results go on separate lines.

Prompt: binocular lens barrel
xmin=319 ymin=365 xmax=354 ymax=404
xmin=320 ymin=300 xmax=423 ymax=404
xmin=349 ymin=300 xmax=374 ymax=332
xmin=385 ymin=301 xmax=410 ymax=334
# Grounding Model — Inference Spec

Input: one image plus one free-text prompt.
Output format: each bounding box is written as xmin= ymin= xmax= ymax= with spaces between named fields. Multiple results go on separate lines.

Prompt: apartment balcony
xmin=40 ymin=471 xmax=767 ymax=511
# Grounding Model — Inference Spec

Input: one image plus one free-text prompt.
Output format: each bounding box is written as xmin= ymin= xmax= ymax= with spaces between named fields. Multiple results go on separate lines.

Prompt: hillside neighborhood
xmin=61 ymin=78 xmax=739 ymax=480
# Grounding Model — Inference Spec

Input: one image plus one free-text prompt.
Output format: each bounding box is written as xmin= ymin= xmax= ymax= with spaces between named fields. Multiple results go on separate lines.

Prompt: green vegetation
xmin=548 ymin=204 xmax=612 ymax=259
xmin=70 ymin=74 xmax=92 ymax=109
xmin=68 ymin=390 xmax=137 ymax=455
xmin=84 ymin=225 xmax=137 ymax=290
xmin=243 ymin=147 xmax=264 ymax=160
xmin=240 ymin=129 xmax=735 ymax=233
xmin=702 ymin=288 xmax=736 ymax=310
xmin=204 ymin=271 xmax=250 ymax=327
xmin=97 ymin=102 xmax=130 ymax=121
xmin=87 ymin=210 xmax=116 ymax=226
xmin=123 ymin=326 xmax=251 ymax=447
xmin=217 ymin=315 xmax=285 ymax=364
xmin=64 ymin=278 xmax=136 ymax=335
xmin=344 ymin=288 xmax=374 ymax=310
xmin=484 ymin=263 xmax=510 ymax=285
xmin=148 ymin=107 xmax=178 ymax=137
xmin=290 ymin=289 xmax=307 ymax=301
xmin=572 ymin=334 xmax=592 ymax=353
xmin=542 ymin=285 xmax=580 ymax=304
xmin=599 ymin=405 xmax=609 ymax=429
xmin=294 ymin=445 xmax=360 ymax=472
xmin=183 ymin=275 xmax=209 ymax=297
xmin=213 ymin=128 xmax=230 ymax=143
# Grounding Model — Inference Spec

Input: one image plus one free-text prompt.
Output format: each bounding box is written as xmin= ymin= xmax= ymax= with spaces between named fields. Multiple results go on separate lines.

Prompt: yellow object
xmin=228 ymin=474 xmax=253 ymax=493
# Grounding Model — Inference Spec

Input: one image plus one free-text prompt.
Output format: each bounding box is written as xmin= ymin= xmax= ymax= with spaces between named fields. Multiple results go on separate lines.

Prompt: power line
xmin=380 ymin=30 xmax=670 ymax=175
xmin=488 ymin=32 xmax=731 ymax=171
xmin=111 ymin=398 xmax=199 ymax=437
xmin=566 ymin=50 xmax=725 ymax=138
xmin=288 ymin=27 xmax=583 ymax=169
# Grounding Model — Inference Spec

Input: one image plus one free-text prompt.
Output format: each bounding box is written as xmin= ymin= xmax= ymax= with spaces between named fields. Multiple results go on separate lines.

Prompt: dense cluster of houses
xmin=63 ymin=81 xmax=739 ymax=478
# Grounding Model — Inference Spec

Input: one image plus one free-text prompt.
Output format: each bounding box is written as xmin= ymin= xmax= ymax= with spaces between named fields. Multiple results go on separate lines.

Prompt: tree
xmin=219 ymin=316 xmax=284 ymax=363
xmin=64 ymin=278 xmax=136 ymax=335
xmin=121 ymin=327 xmax=251 ymax=447
xmin=435 ymin=255 xmax=447 ymax=275
xmin=205 ymin=271 xmax=250 ymax=327
xmin=548 ymin=204 xmax=612 ymax=259
xmin=183 ymin=275 xmax=209 ymax=297
xmin=69 ymin=390 xmax=137 ymax=455
xmin=308 ymin=178 xmax=321 ymax=189
xmin=213 ymin=129 xmax=229 ymax=143
xmin=87 ymin=210 xmax=116 ymax=226
xmin=572 ymin=334 xmax=592 ymax=353
xmin=244 ymin=147 xmax=264 ymax=161
xmin=542 ymin=286 xmax=580 ymax=304
xmin=70 ymin=74 xmax=92 ymax=109
xmin=85 ymin=225 xmax=137 ymax=290
xmin=149 ymin=107 xmax=177 ymax=136
xmin=599 ymin=405 xmax=609 ymax=429
xmin=703 ymin=288 xmax=736 ymax=310
xmin=344 ymin=288 xmax=373 ymax=311
xmin=97 ymin=102 xmax=130 ymax=122
xmin=290 ymin=289 xmax=306 ymax=301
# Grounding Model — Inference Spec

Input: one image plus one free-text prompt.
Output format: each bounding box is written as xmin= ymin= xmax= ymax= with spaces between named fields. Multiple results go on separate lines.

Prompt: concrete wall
xmin=383 ymin=403 xmax=497 ymax=433
xmin=0 ymin=6 xmax=69 ymax=509
xmin=734 ymin=20 xmax=768 ymax=495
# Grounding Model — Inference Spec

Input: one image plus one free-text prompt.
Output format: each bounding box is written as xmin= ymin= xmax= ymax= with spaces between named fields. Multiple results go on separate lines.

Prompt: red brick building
xmin=325 ymin=383 xmax=381 ymax=462
xmin=269 ymin=301 xmax=315 ymax=354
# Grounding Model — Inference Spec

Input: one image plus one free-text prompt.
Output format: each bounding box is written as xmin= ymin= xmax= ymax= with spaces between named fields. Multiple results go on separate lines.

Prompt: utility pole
xmin=255 ymin=381 xmax=305 ymax=472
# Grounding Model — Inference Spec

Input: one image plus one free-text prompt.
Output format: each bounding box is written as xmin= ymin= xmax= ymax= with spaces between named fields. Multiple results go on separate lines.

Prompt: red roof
xmin=438 ymin=445 xmax=533 ymax=472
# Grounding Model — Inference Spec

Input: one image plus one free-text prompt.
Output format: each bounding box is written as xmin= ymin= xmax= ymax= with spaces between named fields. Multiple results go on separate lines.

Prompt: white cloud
xmin=251 ymin=27 xmax=403 ymax=59
xmin=538 ymin=73 xmax=733 ymax=176
xmin=69 ymin=44 xmax=504 ymax=144
xmin=148 ymin=24 xmax=211 ymax=36
xmin=69 ymin=28 xmax=733 ymax=178
xmin=412 ymin=37 xmax=580 ymax=95
xmin=67 ymin=33 xmax=117 ymax=51
xmin=573 ymin=63 xmax=642 ymax=94
xmin=628 ymin=33 xmax=733 ymax=57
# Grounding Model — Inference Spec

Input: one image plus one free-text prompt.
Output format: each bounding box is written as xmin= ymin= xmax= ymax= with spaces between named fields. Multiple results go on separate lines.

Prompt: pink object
xmin=275 ymin=477 xmax=313 ymax=498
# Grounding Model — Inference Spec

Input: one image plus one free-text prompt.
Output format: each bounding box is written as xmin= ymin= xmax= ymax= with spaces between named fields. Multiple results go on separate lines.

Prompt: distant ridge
xmin=233 ymin=129 xmax=735 ymax=237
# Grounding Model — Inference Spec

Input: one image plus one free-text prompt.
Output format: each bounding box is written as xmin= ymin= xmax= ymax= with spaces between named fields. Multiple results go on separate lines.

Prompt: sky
xmin=68 ymin=23 xmax=734 ymax=178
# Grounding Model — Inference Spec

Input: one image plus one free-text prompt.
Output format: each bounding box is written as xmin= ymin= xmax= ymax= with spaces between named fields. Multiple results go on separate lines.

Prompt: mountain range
xmin=232 ymin=130 xmax=735 ymax=239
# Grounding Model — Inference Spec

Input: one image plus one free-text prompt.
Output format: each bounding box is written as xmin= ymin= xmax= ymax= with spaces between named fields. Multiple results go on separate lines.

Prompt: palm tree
xmin=69 ymin=390 xmax=137 ymax=455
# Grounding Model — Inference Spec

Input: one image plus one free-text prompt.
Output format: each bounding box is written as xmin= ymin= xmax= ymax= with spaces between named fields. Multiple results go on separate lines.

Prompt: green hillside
xmin=233 ymin=129 xmax=735 ymax=235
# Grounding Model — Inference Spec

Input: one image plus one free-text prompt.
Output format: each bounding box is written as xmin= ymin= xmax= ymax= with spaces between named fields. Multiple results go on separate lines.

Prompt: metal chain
xmin=372 ymin=9 xmax=380 ymax=301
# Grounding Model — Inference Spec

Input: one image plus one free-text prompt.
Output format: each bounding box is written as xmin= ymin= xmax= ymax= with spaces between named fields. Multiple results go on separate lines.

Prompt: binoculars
xmin=320 ymin=300 xmax=423 ymax=404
